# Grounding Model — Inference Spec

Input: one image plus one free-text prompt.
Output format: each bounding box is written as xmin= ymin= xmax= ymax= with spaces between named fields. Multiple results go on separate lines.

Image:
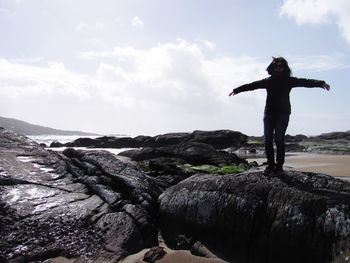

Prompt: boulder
xmin=151 ymin=132 xmax=191 ymax=147
xmin=188 ymin=130 xmax=247 ymax=149
xmin=143 ymin=246 xmax=167 ymax=263
xmin=118 ymin=147 xmax=175 ymax=161
xmin=285 ymin=134 xmax=309 ymax=143
xmin=159 ymin=171 xmax=350 ymax=263
xmin=66 ymin=137 xmax=98 ymax=147
xmin=119 ymin=142 xmax=248 ymax=190
xmin=0 ymin=129 xmax=162 ymax=262
xmin=119 ymin=142 xmax=245 ymax=167
xmin=50 ymin=141 xmax=65 ymax=147
xmin=51 ymin=130 xmax=247 ymax=150
xmin=173 ymin=142 xmax=244 ymax=166
xmin=314 ymin=131 xmax=350 ymax=141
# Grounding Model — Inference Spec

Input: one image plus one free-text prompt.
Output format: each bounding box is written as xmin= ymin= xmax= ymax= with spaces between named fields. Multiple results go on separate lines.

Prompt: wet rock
xmin=96 ymin=212 xmax=143 ymax=256
xmin=119 ymin=142 xmax=245 ymax=167
xmin=285 ymin=134 xmax=309 ymax=143
xmin=174 ymin=234 xmax=194 ymax=250
xmin=0 ymin=129 xmax=161 ymax=262
xmin=190 ymin=241 xmax=220 ymax=259
xmin=51 ymin=130 xmax=247 ymax=150
xmin=143 ymin=246 xmax=166 ymax=263
xmin=188 ymin=130 xmax=247 ymax=149
xmin=119 ymin=142 xmax=248 ymax=190
xmin=314 ymin=131 xmax=350 ymax=141
xmin=151 ymin=132 xmax=191 ymax=147
xmin=118 ymin=147 xmax=174 ymax=161
xmin=173 ymin=142 xmax=244 ymax=166
xmin=159 ymin=171 xmax=350 ymax=263
xmin=50 ymin=141 xmax=65 ymax=148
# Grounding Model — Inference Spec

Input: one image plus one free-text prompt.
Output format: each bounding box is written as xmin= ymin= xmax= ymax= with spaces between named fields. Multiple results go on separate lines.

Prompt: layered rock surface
xmin=1 ymin=128 xmax=350 ymax=263
xmin=159 ymin=171 xmax=350 ymax=263
xmin=0 ymin=128 xmax=161 ymax=262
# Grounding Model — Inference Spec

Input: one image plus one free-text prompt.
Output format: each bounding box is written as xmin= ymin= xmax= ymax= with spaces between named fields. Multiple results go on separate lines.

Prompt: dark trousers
xmin=263 ymin=113 xmax=290 ymax=168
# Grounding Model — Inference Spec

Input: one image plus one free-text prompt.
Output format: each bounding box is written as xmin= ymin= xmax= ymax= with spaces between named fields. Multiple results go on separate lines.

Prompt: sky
xmin=0 ymin=0 xmax=349 ymax=136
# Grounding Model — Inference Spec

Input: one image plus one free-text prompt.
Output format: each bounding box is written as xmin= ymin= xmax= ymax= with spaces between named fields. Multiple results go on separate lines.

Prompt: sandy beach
xmin=284 ymin=153 xmax=350 ymax=179
xmin=250 ymin=152 xmax=350 ymax=180
xmin=120 ymin=246 xmax=228 ymax=263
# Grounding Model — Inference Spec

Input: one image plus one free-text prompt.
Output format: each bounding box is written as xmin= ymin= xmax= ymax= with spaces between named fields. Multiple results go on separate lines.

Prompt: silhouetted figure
xmin=229 ymin=57 xmax=330 ymax=176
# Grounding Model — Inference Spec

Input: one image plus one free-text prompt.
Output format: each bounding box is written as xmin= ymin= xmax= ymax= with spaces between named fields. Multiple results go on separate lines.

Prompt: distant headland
xmin=0 ymin=116 xmax=98 ymax=136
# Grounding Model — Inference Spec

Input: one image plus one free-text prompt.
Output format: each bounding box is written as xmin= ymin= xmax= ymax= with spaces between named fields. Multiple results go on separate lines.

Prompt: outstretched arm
xmin=290 ymin=77 xmax=330 ymax=91
xmin=229 ymin=78 xmax=267 ymax=96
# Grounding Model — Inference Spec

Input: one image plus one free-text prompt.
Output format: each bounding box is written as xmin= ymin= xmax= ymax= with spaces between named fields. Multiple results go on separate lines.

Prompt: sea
xmin=28 ymin=135 xmax=99 ymax=146
xmin=28 ymin=135 xmax=132 ymax=155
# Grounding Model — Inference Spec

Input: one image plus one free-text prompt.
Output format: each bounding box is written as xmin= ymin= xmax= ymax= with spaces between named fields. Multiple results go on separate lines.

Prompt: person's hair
xmin=266 ymin=56 xmax=292 ymax=77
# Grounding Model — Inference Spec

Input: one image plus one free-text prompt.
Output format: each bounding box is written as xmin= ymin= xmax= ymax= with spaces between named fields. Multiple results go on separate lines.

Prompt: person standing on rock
xmin=229 ymin=57 xmax=330 ymax=176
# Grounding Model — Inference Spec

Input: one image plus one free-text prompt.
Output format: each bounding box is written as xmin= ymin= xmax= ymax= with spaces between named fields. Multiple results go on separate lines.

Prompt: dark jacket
xmin=233 ymin=76 xmax=326 ymax=114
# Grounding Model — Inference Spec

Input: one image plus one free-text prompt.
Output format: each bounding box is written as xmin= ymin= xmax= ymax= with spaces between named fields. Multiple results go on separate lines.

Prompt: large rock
xmin=119 ymin=142 xmax=244 ymax=166
xmin=188 ymin=130 xmax=247 ymax=149
xmin=314 ymin=131 xmax=350 ymax=141
xmin=118 ymin=142 xmax=248 ymax=191
xmin=0 ymin=128 xmax=161 ymax=262
xmin=173 ymin=142 xmax=243 ymax=166
xmin=159 ymin=171 xmax=350 ymax=263
xmin=51 ymin=130 xmax=247 ymax=150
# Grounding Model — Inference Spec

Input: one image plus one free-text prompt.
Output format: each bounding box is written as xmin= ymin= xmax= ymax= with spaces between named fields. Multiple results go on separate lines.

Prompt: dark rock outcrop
xmin=285 ymin=134 xmax=309 ymax=143
xmin=51 ymin=130 xmax=247 ymax=150
xmin=246 ymin=132 xmax=350 ymax=155
xmin=3 ymin=127 xmax=350 ymax=263
xmin=159 ymin=171 xmax=350 ymax=263
xmin=119 ymin=142 xmax=244 ymax=166
xmin=143 ymin=246 xmax=167 ymax=263
xmin=119 ymin=142 xmax=248 ymax=190
xmin=0 ymin=128 xmax=161 ymax=262
xmin=314 ymin=131 xmax=350 ymax=141
xmin=189 ymin=130 xmax=247 ymax=149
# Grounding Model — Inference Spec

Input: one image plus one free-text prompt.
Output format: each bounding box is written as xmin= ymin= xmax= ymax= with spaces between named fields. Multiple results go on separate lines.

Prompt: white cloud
xmin=0 ymin=8 xmax=10 ymax=14
xmin=280 ymin=0 xmax=350 ymax=43
xmin=76 ymin=21 xmax=106 ymax=32
xmin=11 ymin=57 xmax=45 ymax=64
xmin=131 ymin=16 xmax=144 ymax=27
xmin=0 ymin=59 xmax=91 ymax=101
xmin=203 ymin=40 xmax=216 ymax=51
xmin=0 ymin=40 xmax=268 ymax=135
xmin=94 ymin=21 xmax=106 ymax=30
xmin=289 ymin=54 xmax=349 ymax=72
xmin=76 ymin=22 xmax=89 ymax=31
xmin=1 ymin=40 xmax=343 ymax=135
xmin=0 ymin=7 xmax=14 ymax=18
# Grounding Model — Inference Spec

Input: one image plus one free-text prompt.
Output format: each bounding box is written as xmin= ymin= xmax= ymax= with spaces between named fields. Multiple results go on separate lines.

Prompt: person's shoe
xmin=263 ymin=164 xmax=275 ymax=176
xmin=273 ymin=166 xmax=284 ymax=177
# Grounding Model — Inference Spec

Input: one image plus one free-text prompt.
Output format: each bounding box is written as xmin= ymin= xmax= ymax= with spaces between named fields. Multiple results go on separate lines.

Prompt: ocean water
xmin=28 ymin=135 xmax=99 ymax=146
xmin=28 ymin=135 xmax=134 ymax=155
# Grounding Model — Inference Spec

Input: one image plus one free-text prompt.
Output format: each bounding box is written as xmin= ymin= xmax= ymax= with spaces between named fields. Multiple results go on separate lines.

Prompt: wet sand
xmin=251 ymin=152 xmax=350 ymax=180
xmin=120 ymin=249 xmax=228 ymax=263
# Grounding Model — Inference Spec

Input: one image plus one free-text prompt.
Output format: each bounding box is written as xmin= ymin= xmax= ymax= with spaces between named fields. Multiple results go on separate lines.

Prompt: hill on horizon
xmin=0 ymin=116 xmax=99 ymax=136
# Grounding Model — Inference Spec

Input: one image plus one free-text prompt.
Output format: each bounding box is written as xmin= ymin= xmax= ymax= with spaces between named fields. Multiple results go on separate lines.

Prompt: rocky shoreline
xmin=1 ymin=128 xmax=350 ymax=262
xmin=243 ymin=131 xmax=350 ymax=156
xmin=49 ymin=130 xmax=350 ymax=157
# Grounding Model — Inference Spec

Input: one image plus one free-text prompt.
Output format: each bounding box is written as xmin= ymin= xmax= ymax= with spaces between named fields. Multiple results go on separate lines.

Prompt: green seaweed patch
xmin=219 ymin=164 xmax=246 ymax=174
xmin=179 ymin=163 xmax=247 ymax=175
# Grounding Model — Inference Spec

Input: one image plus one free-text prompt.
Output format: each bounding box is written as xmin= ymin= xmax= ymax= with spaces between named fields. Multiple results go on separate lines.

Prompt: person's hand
xmin=322 ymin=83 xmax=330 ymax=91
xmin=229 ymin=90 xmax=236 ymax=96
